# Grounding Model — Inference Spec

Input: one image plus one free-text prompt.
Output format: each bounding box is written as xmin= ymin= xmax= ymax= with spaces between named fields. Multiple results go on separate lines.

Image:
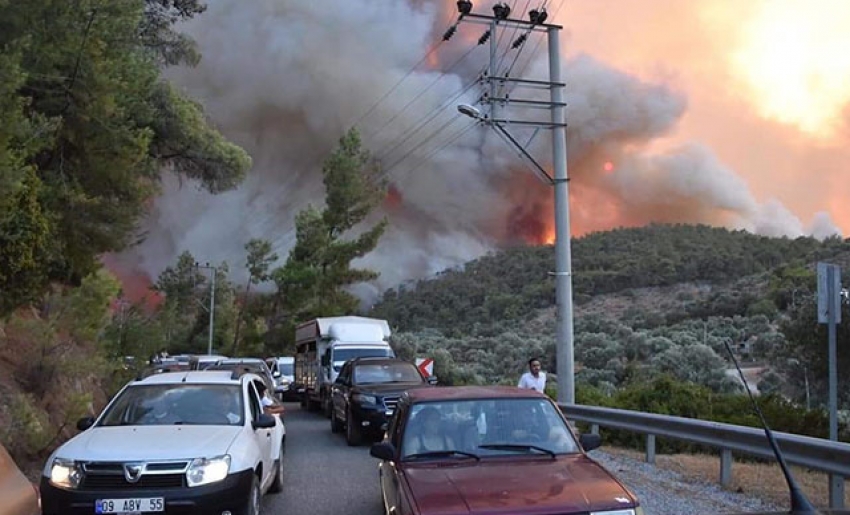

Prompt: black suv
xmin=330 ymin=357 xmax=435 ymax=446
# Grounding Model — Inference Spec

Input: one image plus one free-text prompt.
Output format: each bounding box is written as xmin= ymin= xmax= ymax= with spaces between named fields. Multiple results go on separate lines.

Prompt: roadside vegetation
xmin=0 ymin=0 xmax=391 ymax=472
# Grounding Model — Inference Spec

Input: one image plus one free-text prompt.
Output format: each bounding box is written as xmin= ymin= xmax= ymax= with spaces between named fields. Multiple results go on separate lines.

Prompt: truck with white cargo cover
xmin=294 ymin=316 xmax=395 ymax=415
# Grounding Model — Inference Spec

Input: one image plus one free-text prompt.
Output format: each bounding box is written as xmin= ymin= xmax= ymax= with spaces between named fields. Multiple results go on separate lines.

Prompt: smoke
xmin=114 ymin=0 xmax=843 ymax=302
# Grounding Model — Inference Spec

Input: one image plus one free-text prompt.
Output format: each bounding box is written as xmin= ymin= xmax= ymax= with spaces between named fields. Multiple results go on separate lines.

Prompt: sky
xmin=109 ymin=0 xmax=850 ymax=302
xmin=560 ymin=0 xmax=850 ymax=235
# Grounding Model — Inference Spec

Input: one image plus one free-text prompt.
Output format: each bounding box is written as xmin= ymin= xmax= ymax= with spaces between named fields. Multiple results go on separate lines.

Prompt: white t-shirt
xmin=261 ymin=396 xmax=274 ymax=407
xmin=518 ymin=371 xmax=546 ymax=393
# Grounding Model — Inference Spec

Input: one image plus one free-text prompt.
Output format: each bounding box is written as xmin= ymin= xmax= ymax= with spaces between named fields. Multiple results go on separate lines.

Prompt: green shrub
xmin=575 ymin=375 xmax=848 ymax=453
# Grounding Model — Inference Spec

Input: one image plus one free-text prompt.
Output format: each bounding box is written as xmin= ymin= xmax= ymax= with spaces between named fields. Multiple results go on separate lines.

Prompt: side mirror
xmin=252 ymin=413 xmax=277 ymax=430
xmin=76 ymin=417 xmax=95 ymax=431
xmin=579 ymin=433 xmax=602 ymax=452
xmin=427 ymin=376 xmax=438 ymax=385
xmin=370 ymin=442 xmax=396 ymax=461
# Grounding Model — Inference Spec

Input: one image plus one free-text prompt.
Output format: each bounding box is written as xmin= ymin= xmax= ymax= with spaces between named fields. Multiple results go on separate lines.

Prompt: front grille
xmin=383 ymin=396 xmax=399 ymax=412
xmin=80 ymin=461 xmax=188 ymax=491
xmin=81 ymin=473 xmax=185 ymax=490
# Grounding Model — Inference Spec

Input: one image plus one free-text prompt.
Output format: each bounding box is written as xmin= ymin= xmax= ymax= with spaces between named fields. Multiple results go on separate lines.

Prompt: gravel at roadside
xmin=589 ymin=449 xmax=783 ymax=515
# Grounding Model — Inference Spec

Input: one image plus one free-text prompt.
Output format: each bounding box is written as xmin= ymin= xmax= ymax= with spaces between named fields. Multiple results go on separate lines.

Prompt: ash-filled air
xmin=114 ymin=0 xmax=841 ymax=302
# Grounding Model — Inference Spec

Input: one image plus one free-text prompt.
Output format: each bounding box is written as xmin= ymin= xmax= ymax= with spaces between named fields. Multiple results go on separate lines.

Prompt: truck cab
xmin=294 ymin=316 xmax=395 ymax=416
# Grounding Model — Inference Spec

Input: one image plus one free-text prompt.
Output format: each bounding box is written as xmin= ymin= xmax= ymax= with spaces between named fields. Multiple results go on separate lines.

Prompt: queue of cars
xmin=30 ymin=350 xmax=642 ymax=515
xmin=317 ymin=355 xmax=644 ymax=514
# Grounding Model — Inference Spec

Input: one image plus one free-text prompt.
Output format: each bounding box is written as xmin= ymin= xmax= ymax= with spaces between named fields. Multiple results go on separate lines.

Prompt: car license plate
xmin=95 ymin=498 xmax=164 ymax=514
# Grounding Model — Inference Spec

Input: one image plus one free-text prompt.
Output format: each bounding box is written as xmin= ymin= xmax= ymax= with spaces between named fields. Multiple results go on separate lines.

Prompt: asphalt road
xmin=263 ymin=402 xmax=384 ymax=515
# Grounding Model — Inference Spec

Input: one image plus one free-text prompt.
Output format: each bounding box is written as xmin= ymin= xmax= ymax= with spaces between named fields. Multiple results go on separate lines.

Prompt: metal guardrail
xmin=559 ymin=403 xmax=850 ymax=509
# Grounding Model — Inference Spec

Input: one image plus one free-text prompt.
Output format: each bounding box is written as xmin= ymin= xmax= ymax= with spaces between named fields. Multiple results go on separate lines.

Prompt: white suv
xmin=40 ymin=371 xmax=285 ymax=515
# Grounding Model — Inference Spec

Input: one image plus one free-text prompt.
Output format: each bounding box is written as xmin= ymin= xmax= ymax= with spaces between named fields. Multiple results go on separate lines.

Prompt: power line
xmin=502 ymin=1 xmax=548 ymax=79
xmin=350 ymin=11 xmax=461 ymax=130
xmin=510 ymin=0 xmax=565 ymax=84
xmin=380 ymin=113 xmax=464 ymax=179
xmin=376 ymin=70 xmax=483 ymax=163
xmin=495 ymin=0 xmax=534 ymax=75
xmin=391 ymin=120 xmax=479 ymax=182
xmin=365 ymin=43 xmax=482 ymax=142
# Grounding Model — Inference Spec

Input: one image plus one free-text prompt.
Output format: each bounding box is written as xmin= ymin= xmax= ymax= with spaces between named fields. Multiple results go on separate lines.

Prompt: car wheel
xmin=331 ymin=406 xmax=343 ymax=434
xmin=268 ymin=444 xmax=284 ymax=494
xmin=244 ymin=474 xmax=261 ymax=515
xmin=346 ymin=408 xmax=362 ymax=446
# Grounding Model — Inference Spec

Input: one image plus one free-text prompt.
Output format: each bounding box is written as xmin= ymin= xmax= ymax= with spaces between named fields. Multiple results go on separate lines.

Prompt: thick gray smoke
xmin=118 ymin=0 xmax=840 ymax=301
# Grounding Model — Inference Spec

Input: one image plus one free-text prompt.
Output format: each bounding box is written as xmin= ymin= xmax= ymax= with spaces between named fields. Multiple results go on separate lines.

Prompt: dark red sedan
xmin=370 ymin=386 xmax=642 ymax=515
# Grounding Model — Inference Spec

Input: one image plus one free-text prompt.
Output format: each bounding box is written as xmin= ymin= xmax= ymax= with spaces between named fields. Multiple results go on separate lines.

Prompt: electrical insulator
xmin=457 ymin=0 xmax=473 ymax=15
xmin=536 ymin=8 xmax=548 ymax=24
xmin=443 ymin=25 xmax=458 ymax=41
xmin=512 ymin=34 xmax=528 ymax=49
xmin=529 ymin=7 xmax=548 ymax=24
xmin=493 ymin=2 xmax=511 ymax=20
xmin=478 ymin=29 xmax=491 ymax=45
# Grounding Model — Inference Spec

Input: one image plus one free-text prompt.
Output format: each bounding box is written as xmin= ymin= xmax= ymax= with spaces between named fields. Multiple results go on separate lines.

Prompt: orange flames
xmin=101 ymin=255 xmax=163 ymax=311
xmin=384 ymin=183 xmax=404 ymax=210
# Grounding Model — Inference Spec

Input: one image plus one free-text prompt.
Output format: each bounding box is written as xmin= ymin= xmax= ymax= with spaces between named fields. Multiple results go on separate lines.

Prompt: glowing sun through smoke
xmin=730 ymin=0 xmax=850 ymax=138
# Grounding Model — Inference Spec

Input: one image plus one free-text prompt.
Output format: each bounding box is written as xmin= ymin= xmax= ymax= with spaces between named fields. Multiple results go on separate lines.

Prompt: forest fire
xmin=384 ymin=183 xmax=404 ymax=210
xmin=101 ymin=255 xmax=163 ymax=310
xmin=112 ymin=0 xmax=846 ymax=303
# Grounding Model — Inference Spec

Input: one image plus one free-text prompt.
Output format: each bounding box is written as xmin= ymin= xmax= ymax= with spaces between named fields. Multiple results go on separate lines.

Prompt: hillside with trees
xmin=372 ymin=224 xmax=846 ymax=334
xmin=370 ymin=225 xmax=850 ymax=438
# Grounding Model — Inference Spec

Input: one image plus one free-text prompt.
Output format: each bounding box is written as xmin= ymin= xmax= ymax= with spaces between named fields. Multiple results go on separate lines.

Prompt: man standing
xmin=518 ymin=357 xmax=546 ymax=393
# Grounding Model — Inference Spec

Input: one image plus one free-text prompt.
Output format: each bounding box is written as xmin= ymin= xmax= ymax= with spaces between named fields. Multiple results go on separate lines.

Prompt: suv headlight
xmin=353 ymin=393 xmax=377 ymax=405
xmin=49 ymin=458 xmax=83 ymax=489
xmin=186 ymin=455 xmax=231 ymax=487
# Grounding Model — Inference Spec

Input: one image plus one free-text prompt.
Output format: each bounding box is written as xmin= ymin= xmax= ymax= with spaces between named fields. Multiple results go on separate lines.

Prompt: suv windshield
xmin=332 ymin=348 xmax=392 ymax=371
xmin=98 ymin=384 xmax=244 ymax=427
xmin=401 ymin=398 xmax=579 ymax=459
xmin=354 ymin=363 xmax=423 ymax=384
xmin=279 ymin=362 xmax=293 ymax=375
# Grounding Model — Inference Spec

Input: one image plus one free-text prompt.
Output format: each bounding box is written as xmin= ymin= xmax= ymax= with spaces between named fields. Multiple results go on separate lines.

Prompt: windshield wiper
xmin=405 ymin=450 xmax=480 ymax=461
xmin=478 ymin=444 xmax=556 ymax=458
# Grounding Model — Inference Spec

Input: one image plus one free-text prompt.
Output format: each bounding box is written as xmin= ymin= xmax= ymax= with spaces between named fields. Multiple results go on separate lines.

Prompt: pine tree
xmin=0 ymin=0 xmax=251 ymax=312
xmin=271 ymin=128 xmax=388 ymax=343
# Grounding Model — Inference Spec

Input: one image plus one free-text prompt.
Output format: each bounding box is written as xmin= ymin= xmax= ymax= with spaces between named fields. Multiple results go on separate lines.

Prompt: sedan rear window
xmin=98 ymin=384 xmax=244 ymax=427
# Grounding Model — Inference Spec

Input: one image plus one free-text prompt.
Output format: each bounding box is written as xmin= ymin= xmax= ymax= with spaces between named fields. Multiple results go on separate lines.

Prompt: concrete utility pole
xmin=455 ymin=3 xmax=575 ymax=404
xmin=196 ymin=262 xmax=218 ymax=356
